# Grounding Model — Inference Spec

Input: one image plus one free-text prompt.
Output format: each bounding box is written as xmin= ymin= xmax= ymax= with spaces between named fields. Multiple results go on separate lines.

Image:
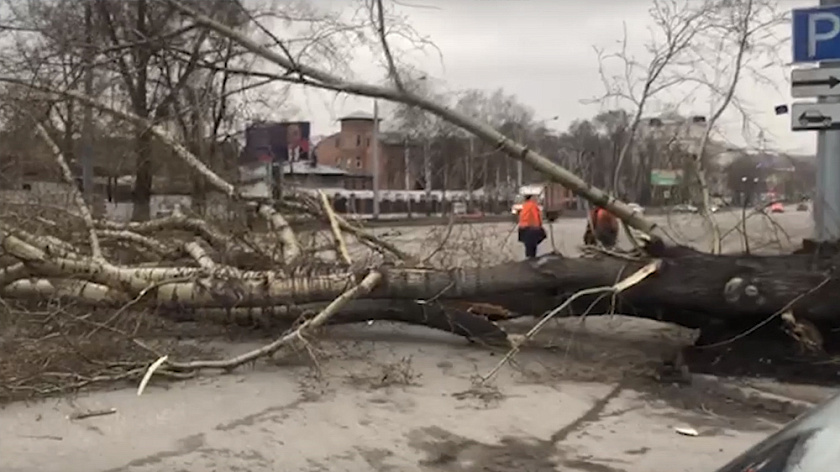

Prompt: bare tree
xmin=678 ymin=0 xmax=785 ymax=252
xmin=594 ymin=0 xmax=712 ymax=196
xmin=167 ymin=1 xmax=652 ymax=232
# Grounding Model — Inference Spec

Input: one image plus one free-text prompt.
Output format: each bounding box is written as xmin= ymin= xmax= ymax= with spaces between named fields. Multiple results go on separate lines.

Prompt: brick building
xmin=313 ymin=111 xmax=415 ymax=190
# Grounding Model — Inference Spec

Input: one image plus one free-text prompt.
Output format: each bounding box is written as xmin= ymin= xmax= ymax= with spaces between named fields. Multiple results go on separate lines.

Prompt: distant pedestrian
xmin=584 ymin=206 xmax=619 ymax=248
xmin=517 ymin=194 xmax=546 ymax=259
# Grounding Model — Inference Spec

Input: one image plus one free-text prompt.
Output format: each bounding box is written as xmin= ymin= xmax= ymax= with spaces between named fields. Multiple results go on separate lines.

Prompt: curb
xmin=690 ymin=373 xmax=816 ymax=417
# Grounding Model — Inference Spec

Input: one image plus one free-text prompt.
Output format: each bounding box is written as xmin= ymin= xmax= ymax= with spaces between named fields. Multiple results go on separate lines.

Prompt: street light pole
xmin=467 ymin=136 xmax=474 ymax=211
xmin=372 ymin=100 xmax=380 ymax=219
xmin=82 ymin=0 xmax=94 ymax=208
xmin=424 ymin=139 xmax=432 ymax=215
xmin=815 ymin=0 xmax=840 ymax=241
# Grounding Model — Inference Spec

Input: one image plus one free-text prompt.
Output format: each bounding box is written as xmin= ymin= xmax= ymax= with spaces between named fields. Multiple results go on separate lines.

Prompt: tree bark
xmin=4 ymin=219 xmax=838 ymax=346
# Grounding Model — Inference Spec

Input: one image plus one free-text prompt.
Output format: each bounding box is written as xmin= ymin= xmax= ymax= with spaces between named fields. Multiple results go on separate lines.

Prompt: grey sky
xmin=284 ymin=0 xmax=815 ymax=155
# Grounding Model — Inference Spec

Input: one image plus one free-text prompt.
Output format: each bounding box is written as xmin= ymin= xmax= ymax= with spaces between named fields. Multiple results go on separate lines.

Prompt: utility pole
xmin=495 ymin=165 xmax=501 ymax=213
xmin=815 ymin=0 xmax=840 ymax=241
xmin=372 ymin=100 xmax=380 ymax=219
xmin=404 ymin=137 xmax=411 ymax=218
xmin=82 ymin=0 xmax=94 ymax=208
xmin=423 ymin=139 xmax=432 ymax=215
xmin=467 ymin=137 xmax=474 ymax=212
xmin=482 ymin=143 xmax=488 ymax=213
xmin=403 ymin=138 xmax=410 ymax=191
xmin=441 ymin=141 xmax=447 ymax=207
xmin=515 ymin=127 xmax=524 ymax=191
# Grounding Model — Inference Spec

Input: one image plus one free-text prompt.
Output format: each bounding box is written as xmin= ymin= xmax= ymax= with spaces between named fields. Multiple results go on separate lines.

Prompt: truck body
xmin=511 ymin=182 xmax=574 ymax=222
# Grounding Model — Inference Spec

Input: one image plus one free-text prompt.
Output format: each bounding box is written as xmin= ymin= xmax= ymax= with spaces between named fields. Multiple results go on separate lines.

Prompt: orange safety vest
xmin=518 ymin=200 xmax=543 ymax=228
xmin=592 ymin=208 xmax=618 ymax=232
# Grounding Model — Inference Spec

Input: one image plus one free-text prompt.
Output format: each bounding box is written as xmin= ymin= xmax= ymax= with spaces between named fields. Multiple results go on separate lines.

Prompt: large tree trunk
xmin=3 ymin=222 xmax=837 ymax=346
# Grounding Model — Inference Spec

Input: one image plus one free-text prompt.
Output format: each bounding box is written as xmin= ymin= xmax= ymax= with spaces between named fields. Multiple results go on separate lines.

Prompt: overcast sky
xmin=279 ymin=0 xmax=815 ymax=154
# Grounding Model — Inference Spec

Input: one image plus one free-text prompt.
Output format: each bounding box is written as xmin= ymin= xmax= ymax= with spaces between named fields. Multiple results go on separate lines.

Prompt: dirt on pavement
xmin=1 ymin=315 xmax=836 ymax=472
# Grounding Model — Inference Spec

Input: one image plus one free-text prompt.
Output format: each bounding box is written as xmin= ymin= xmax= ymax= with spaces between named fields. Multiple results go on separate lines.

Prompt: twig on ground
xmin=154 ymin=270 xmax=383 ymax=374
xmin=32 ymin=122 xmax=104 ymax=262
xmin=68 ymin=408 xmax=117 ymax=420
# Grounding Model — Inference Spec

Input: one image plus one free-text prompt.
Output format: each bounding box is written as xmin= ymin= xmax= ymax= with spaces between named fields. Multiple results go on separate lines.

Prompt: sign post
xmin=372 ymin=100 xmax=381 ymax=219
xmin=791 ymin=0 xmax=840 ymax=241
xmin=650 ymin=169 xmax=682 ymax=186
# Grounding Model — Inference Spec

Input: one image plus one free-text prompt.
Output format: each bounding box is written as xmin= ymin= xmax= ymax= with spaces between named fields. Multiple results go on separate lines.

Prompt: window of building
xmin=336 ymin=137 xmax=341 ymax=147
xmin=355 ymin=156 xmax=362 ymax=168
xmin=356 ymin=135 xmax=361 ymax=146
xmin=366 ymin=137 xmax=370 ymax=147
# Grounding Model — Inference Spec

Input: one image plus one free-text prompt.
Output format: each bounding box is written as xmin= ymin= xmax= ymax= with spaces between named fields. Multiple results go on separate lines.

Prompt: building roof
xmin=379 ymin=131 xmax=407 ymax=145
xmin=277 ymin=162 xmax=348 ymax=176
xmin=339 ymin=110 xmax=381 ymax=122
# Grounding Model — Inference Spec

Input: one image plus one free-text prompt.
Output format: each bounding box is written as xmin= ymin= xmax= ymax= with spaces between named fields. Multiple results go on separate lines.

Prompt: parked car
xmin=672 ymin=204 xmax=699 ymax=214
xmin=770 ymin=202 xmax=784 ymax=213
xmin=627 ymin=203 xmax=644 ymax=214
xmin=452 ymin=201 xmax=467 ymax=215
xmin=797 ymin=202 xmax=809 ymax=212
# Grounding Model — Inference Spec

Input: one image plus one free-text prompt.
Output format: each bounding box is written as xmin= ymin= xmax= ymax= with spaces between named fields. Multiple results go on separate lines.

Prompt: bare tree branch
xmin=169 ymin=0 xmax=667 ymax=241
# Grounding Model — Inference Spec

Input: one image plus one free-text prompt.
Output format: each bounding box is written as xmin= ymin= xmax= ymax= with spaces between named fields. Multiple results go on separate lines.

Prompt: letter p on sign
xmin=810 ymin=12 xmax=840 ymax=58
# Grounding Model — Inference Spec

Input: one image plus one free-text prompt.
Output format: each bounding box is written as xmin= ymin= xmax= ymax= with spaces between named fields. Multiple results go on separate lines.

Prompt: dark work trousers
xmin=598 ymin=229 xmax=618 ymax=248
xmin=518 ymin=226 xmax=545 ymax=259
xmin=584 ymin=226 xmax=617 ymax=248
xmin=524 ymin=241 xmax=538 ymax=258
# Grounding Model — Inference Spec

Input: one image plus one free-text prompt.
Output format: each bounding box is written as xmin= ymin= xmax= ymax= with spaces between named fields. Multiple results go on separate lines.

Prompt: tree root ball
xmin=685 ymin=320 xmax=840 ymax=385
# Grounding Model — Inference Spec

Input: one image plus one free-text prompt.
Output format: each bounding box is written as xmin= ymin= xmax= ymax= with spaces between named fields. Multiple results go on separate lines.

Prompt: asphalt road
xmin=363 ymin=206 xmax=813 ymax=264
xmin=0 ymin=331 xmax=800 ymax=472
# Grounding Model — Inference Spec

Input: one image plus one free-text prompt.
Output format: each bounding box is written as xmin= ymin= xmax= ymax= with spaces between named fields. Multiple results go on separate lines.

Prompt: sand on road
xmin=2 ymin=318 xmax=833 ymax=472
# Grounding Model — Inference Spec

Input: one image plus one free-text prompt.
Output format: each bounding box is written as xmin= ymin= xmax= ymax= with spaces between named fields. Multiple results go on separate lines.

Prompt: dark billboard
xmin=242 ymin=121 xmax=312 ymax=166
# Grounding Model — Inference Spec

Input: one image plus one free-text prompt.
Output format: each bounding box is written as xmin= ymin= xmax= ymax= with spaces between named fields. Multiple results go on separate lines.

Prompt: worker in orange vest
xmin=584 ymin=206 xmax=619 ymax=248
xmin=517 ymin=194 xmax=546 ymax=259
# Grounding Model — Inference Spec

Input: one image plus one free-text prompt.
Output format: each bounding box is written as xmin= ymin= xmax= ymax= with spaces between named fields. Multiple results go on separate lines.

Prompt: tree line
xmin=0 ymin=0 xmax=793 ymax=220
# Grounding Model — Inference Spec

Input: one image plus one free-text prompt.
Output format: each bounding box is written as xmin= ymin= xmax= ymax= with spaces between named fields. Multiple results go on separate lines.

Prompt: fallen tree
xmin=0 ymin=0 xmax=833 ymax=400
xmin=2 ymin=217 xmax=835 ymax=347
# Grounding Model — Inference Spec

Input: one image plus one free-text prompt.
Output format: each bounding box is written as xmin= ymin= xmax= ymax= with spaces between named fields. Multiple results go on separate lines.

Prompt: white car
xmin=510 ymin=202 xmax=543 ymax=215
xmin=672 ymin=204 xmax=699 ymax=214
xmin=452 ymin=201 xmax=467 ymax=215
xmin=627 ymin=203 xmax=644 ymax=214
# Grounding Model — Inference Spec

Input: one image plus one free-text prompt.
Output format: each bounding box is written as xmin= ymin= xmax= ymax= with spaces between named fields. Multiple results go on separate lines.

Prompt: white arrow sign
xmin=791 ymin=102 xmax=840 ymax=131
xmin=791 ymin=68 xmax=840 ymax=97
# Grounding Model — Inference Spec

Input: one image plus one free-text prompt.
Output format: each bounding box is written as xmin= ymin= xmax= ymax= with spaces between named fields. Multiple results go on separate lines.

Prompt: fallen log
xmin=161 ymin=299 xmax=512 ymax=346
xmin=5 ymin=218 xmax=839 ymax=348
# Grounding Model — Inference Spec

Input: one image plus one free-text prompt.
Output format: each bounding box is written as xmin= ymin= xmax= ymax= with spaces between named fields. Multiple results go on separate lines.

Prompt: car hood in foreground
xmin=714 ymin=392 xmax=840 ymax=472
